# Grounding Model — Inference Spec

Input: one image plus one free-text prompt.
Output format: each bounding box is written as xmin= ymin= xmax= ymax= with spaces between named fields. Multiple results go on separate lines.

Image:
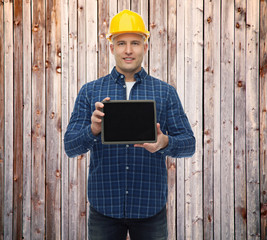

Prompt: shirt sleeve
xmin=64 ymin=84 xmax=100 ymax=158
xmin=158 ymin=86 xmax=196 ymax=158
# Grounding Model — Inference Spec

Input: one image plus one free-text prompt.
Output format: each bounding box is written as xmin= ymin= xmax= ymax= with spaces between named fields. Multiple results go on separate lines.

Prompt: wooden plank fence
xmin=0 ymin=0 xmax=266 ymax=239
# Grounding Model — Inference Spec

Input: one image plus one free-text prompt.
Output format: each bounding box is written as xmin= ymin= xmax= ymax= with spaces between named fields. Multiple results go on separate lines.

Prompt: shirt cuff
xmin=85 ymin=125 xmax=101 ymax=146
xmin=158 ymin=135 xmax=172 ymax=156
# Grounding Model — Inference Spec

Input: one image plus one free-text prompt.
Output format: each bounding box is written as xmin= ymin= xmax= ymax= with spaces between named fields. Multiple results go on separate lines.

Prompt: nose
xmin=125 ymin=43 xmax=132 ymax=55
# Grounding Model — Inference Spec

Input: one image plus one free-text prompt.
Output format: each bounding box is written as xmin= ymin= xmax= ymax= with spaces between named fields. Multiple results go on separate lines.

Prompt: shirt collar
xmin=110 ymin=67 xmax=148 ymax=84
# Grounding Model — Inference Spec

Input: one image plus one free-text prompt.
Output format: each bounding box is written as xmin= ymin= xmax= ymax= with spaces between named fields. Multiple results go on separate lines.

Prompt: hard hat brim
xmin=106 ymin=31 xmax=150 ymax=42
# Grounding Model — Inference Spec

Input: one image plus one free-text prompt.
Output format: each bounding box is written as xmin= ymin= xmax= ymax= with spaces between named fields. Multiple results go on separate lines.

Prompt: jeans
xmin=88 ymin=206 xmax=168 ymax=240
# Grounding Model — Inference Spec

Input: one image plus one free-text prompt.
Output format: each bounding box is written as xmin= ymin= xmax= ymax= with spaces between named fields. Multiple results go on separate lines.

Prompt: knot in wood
xmin=32 ymin=64 xmax=39 ymax=71
xmin=14 ymin=20 xmax=20 ymax=26
xmin=45 ymin=60 xmax=50 ymax=68
xmin=261 ymin=203 xmax=267 ymax=218
xmin=237 ymin=80 xmax=243 ymax=88
xmin=49 ymin=112 xmax=55 ymax=119
xmin=32 ymin=24 xmax=39 ymax=32
xmin=80 ymin=211 xmax=86 ymax=217
xmin=150 ymin=22 xmax=156 ymax=29
xmin=236 ymin=22 xmax=240 ymax=29
xmin=56 ymin=66 xmax=62 ymax=74
xmin=56 ymin=170 xmax=61 ymax=177
xmin=204 ymin=129 xmax=210 ymax=135
xmin=207 ymin=17 xmax=212 ymax=23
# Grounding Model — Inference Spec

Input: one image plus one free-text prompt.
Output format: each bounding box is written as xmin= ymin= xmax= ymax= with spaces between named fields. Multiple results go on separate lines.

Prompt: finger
xmin=95 ymin=97 xmax=110 ymax=110
xmin=95 ymin=101 xmax=104 ymax=110
xmin=156 ymin=123 xmax=161 ymax=135
xmin=91 ymin=115 xmax=102 ymax=123
xmin=102 ymin=97 xmax=110 ymax=102
xmin=93 ymin=109 xmax=105 ymax=118
xmin=134 ymin=144 xmax=144 ymax=148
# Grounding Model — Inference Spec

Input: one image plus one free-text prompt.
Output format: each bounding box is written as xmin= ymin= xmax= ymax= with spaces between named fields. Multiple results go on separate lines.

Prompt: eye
xmin=117 ymin=42 xmax=125 ymax=46
xmin=132 ymin=41 xmax=140 ymax=45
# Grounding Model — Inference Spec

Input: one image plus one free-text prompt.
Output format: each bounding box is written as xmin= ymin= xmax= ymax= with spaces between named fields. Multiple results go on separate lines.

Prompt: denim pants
xmin=88 ymin=206 xmax=168 ymax=240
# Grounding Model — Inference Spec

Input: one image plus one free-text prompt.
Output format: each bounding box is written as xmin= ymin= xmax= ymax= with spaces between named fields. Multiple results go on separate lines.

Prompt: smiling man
xmin=64 ymin=9 xmax=195 ymax=240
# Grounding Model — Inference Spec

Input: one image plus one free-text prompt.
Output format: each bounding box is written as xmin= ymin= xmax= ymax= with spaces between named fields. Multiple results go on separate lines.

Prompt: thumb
xmin=156 ymin=123 xmax=161 ymax=135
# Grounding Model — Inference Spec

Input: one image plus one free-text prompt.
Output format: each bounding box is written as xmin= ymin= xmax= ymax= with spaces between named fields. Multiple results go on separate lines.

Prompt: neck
xmin=124 ymin=74 xmax=136 ymax=82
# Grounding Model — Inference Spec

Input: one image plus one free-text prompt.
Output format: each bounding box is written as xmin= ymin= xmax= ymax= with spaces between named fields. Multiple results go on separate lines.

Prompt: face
xmin=110 ymin=33 xmax=148 ymax=77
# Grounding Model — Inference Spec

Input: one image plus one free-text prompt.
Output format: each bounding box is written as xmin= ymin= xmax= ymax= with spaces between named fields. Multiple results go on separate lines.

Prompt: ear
xmin=144 ymin=43 xmax=148 ymax=54
xmin=110 ymin=44 xmax=114 ymax=55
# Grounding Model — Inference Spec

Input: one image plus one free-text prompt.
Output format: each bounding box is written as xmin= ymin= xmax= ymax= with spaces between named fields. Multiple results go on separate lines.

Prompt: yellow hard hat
xmin=106 ymin=10 xmax=150 ymax=42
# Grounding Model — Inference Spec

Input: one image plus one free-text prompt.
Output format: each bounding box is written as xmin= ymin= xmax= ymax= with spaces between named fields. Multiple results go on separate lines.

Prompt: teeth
xmin=124 ymin=58 xmax=133 ymax=60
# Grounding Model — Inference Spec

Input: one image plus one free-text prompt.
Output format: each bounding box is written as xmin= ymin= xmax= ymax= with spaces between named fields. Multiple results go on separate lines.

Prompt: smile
xmin=123 ymin=57 xmax=134 ymax=62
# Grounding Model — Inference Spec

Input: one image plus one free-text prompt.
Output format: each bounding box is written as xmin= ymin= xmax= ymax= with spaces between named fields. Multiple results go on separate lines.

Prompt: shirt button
xmin=120 ymin=75 xmax=124 ymax=78
xmin=123 ymin=85 xmax=126 ymax=88
xmin=126 ymin=191 xmax=128 ymax=194
xmin=126 ymin=166 xmax=129 ymax=170
xmin=126 ymin=144 xmax=129 ymax=148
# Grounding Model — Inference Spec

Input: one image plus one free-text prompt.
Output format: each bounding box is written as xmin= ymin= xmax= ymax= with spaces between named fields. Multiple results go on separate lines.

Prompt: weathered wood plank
xmin=246 ymin=1 xmax=260 ymax=239
xmin=131 ymin=0 xmax=149 ymax=72
xmin=31 ymin=0 xmax=46 ymax=238
xmin=98 ymin=0 xmax=109 ymax=77
xmin=22 ymin=0 xmax=32 ymax=239
xmin=176 ymin=0 xmax=185 ymax=237
xmin=210 ymin=2 xmax=221 ymax=239
xmin=260 ymin=1 xmax=267 ymax=239
xmin=221 ymin=0 xmax=235 ymax=239
xmin=13 ymin=0 xmax=23 ymax=238
xmin=234 ymin=0 xmax=247 ymax=239
xmin=61 ymin=0 xmax=69 ymax=238
xmin=108 ymin=0 xmax=117 ymax=72
xmin=77 ymin=0 xmax=87 ymax=238
xmin=4 ymin=1 xmax=14 ymax=239
xmin=68 ymin=0 xmax=78 ymax=239
xmin=149 ymin=0 xmax=167 ymax=81
xmin=46 ymin=0 xmax=62 ymax=238
xmin=167 ymin=0 xmax=177 ymax=239
xmin=184 ymin=0 xmax=203 ymax=239
xmin=118 ymin=0 xmax=130 ymax=12
xmin=0 ymin=1 xmax=4 ymax=239
xmin=203 ymin=0 xmax=221 ymax=239
xmin=86 ymin=0 xmax=98 ymax=237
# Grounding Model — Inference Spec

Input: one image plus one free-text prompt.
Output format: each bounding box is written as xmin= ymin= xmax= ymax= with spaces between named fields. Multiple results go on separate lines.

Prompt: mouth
xmin=123 ymin=57 xmax=135 ymax=63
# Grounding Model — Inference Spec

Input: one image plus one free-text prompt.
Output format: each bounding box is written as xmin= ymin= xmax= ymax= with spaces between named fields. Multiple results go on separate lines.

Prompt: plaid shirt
xmin=64 ymin=67 xmax=195 ymax=219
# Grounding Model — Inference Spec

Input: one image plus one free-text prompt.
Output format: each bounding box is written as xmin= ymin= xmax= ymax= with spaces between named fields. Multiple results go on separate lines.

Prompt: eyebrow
xmin=116 ymin=40 xmax=142 ymax=44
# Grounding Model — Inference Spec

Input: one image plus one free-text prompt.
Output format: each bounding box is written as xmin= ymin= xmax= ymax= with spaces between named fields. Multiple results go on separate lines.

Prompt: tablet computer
xmin=101 ymin=100 xmax=157 ymax=144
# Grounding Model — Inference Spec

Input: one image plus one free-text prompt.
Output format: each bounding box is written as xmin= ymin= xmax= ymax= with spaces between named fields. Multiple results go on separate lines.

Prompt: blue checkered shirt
xmin=64 ymin=67 xmax=195 ymax=219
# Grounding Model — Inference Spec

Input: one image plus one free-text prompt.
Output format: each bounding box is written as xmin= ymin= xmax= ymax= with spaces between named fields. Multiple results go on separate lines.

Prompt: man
xmin=64 ymin=9 xmax=195 ymax=240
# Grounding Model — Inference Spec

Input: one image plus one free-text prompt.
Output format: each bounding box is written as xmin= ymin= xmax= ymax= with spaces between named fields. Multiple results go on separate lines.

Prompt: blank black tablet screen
xmin=102 ymin=101 xmax=156 ymax=144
